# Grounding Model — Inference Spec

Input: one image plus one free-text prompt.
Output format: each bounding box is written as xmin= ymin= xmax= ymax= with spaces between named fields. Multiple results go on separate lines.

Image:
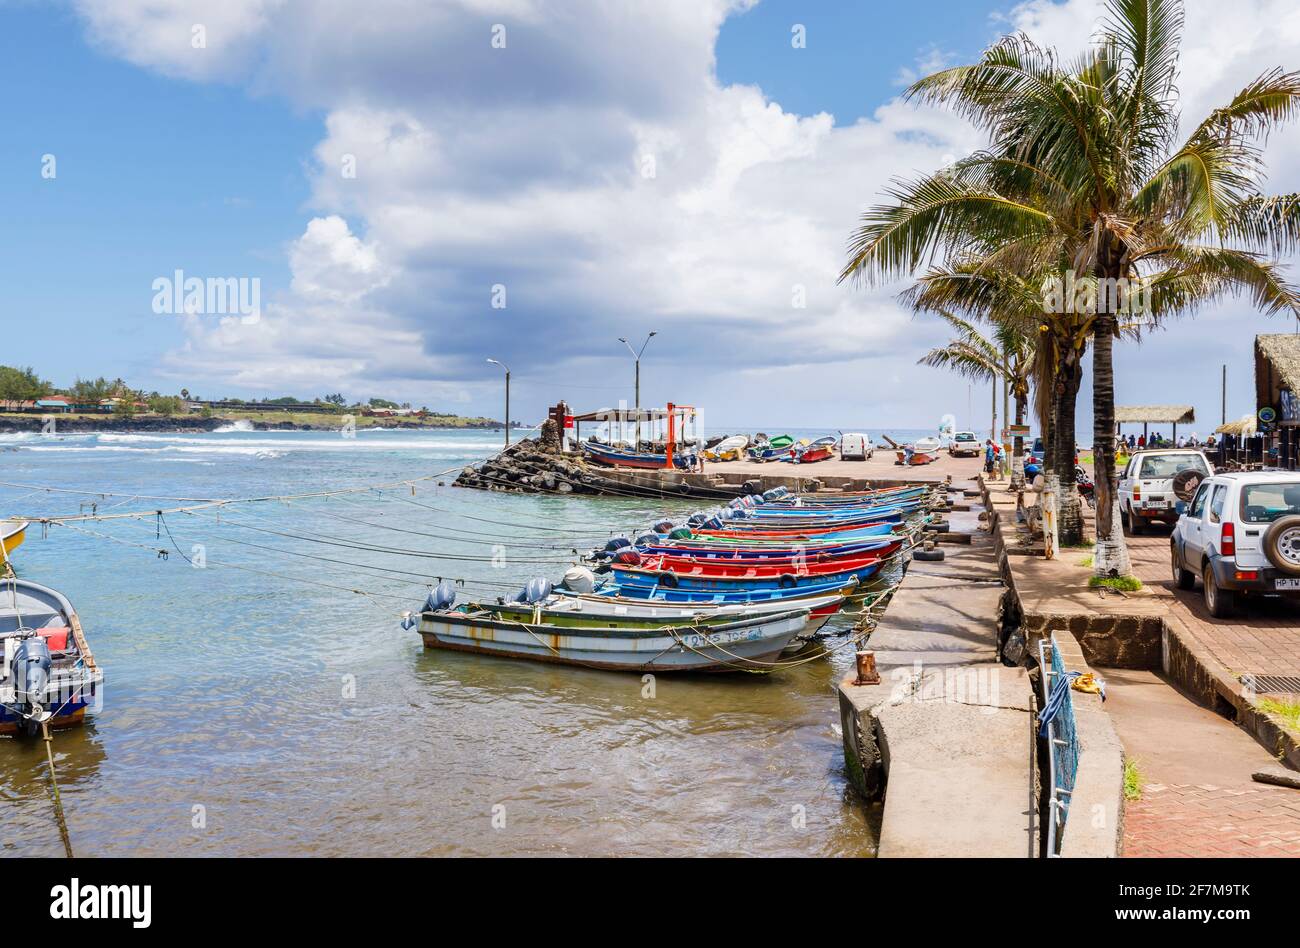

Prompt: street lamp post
xmin=618 ymin=331 xmax=657 ymax=447
xmin=486 ymin=358 xmax=510 ymax=448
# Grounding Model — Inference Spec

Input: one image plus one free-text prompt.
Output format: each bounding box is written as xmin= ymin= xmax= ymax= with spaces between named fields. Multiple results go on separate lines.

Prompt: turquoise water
xmin=0 ymin=426 xmax=898 ymax=856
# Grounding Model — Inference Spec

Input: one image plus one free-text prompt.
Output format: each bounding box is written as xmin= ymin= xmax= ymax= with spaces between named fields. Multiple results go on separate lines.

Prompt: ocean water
xmin=0 ymin=425 xmax=904 ymax=856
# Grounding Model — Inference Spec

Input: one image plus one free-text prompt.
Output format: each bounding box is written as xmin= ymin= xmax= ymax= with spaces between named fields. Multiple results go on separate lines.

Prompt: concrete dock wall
xmin=838 ymin=487 xmax=1039 ymax=858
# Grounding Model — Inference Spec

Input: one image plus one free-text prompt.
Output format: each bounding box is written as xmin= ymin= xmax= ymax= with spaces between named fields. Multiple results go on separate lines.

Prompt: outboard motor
xmin=561 ymin=565 xmax=596 ymax=594
xmin=11 ymin=636 xmax=51 ymax=722
xmin=686 ymin=513 xmax=707 ymax=529
xmin=703 ymin=516 xmax=723 ymax=530
xmin=633 ymin=533 xmax=659 ymax=548
xmin=513 ymin=577 xmax=554 ymax=604
xmin=668 ymin=527 xmax=693 ymax=540
xmin=614 ymin=549 xmax=643 ymax=566
xmin=423 ymin=580 xmax=458 ymax=613
xmin=652 ymin=520 xmax=674 ymax=534
xmin=604 ymin=537 xmax=632 ymax=554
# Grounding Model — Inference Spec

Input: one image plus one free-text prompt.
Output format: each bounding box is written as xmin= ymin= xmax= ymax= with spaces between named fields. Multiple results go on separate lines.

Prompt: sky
xmin=4 ymin=0 xmax=1300 ymax=434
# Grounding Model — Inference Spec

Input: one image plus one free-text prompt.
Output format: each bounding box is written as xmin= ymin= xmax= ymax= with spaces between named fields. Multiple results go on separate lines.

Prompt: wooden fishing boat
xmin=0 ymin=520 xmax=25 ymax=563
xmin=701 ymin=435 xmax=748 ymax=462
xmin=747 ymin=444 xmax=792 ymax=461
xmin=786 ymin=444 xmax=833 ymax=464
xmin=581 ymin=440 xmax=695 ymax=470
xmin=611 ymin=546 xmax=897 ymax=591
xmin=0 ymin=579 xmax=103 ymax=735
xmin=693 ymin=518 xmax=903 ymax=540
xmin=418 ymin=606 xmax=809 ymax=672
xmin=616 ymin=537 xmax=895 ymax=569
xmin=488 ymin=591 xmax=845 ymax=636
xmin=636 ymin=536 xmax=896 ymax=559
xmin=586 ymin=576 xmax=865 ymax=604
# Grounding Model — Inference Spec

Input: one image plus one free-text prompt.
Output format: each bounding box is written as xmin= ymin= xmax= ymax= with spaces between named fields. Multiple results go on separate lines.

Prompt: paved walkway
xmin=1104 ymin=668 xmax=1300 ymax=857
xmin=839 ymin=487 xmax=1038 ymax=857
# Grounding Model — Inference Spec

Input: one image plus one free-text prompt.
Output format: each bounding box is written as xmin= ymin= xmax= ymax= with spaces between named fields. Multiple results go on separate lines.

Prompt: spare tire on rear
xmin=1171 ymin=469 xmax=1205 ymax=502
xmin=1263 ymin=514 xmax=1300 ymax=576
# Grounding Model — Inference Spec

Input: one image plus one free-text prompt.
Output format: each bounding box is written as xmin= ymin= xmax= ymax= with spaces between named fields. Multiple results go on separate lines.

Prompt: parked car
xmin=1170 ymin=471 xmax=1300 ymax=617
xmin=1120 ymin=449 xmax=1212 ymax=534
xmin=1026 ymin=436 xmax=1045 ymax=466
xmin=948 ymin=431 xmax=980 ymax=457
xmin=840 ymin=433 xmax=873 ymax=460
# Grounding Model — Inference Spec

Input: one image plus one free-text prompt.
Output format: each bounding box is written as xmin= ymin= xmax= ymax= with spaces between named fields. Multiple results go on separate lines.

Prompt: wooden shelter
xmin=1254 ymin=334 xmax=1300 ymax=469
xmin=1113 ymin=404 xmax=1195 ymax=444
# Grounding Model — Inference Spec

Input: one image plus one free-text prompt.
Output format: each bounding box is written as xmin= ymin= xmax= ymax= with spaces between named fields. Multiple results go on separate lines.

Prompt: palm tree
xmin=840 ymin=0 xmax=1300 ymax=578
xmin=914 ymin=307 xmax=1036 ymax=487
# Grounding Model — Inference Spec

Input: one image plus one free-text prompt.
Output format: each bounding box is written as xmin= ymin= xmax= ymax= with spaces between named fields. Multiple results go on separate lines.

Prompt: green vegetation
xmin=1257 ymin=698 xmax=1300 ymax=733
xmin=1123 ymin=758 xmax=1145 ymax=802
xmin=1079 ymin=555 xmax=1094 ymax=568
xmin=0 ymin=365 xmax=50 ymax=401
xmin=1088 ymin=575 xmax=1143 ymax=592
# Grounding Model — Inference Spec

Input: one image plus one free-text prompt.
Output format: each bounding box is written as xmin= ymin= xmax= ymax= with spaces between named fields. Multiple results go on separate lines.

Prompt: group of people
xmin=1120 ymin=432 xmax=1216 ymax=451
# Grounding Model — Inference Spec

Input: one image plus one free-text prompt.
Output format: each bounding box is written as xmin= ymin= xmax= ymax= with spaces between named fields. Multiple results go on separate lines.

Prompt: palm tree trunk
xmin=1052 ymin=351 xmax=1084 ymax=546
xmin=1092 ymin=312 xmax=1131 ymax=577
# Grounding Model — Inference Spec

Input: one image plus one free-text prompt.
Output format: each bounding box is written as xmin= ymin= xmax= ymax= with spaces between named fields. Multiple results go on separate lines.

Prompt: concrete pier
xmin=838 ymin=484 xmax=1039 ymax=857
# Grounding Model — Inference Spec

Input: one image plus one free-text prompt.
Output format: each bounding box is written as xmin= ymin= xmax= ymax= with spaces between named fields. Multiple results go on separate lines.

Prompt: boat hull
xmin=0 ymin=520 xmax=25 ymax=562
xmin=418 ymin=609 xmax=808 ymax=672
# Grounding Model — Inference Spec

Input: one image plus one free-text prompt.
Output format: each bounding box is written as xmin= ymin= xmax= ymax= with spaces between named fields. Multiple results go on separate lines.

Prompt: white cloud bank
xmin=73 ymin=0 xmax=1300 ymax=429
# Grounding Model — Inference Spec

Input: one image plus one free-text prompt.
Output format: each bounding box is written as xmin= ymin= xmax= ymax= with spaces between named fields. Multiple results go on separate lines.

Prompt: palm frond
xmin=1190 ymin=68 xmax=1300 ymax=143
xmin=839 ymin=174 xmax=1054 ymax=285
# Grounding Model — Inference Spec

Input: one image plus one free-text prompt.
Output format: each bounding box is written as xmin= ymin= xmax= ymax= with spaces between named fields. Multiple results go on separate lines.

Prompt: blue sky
xmin=4 ymin=1 xmax=1299 ymax=434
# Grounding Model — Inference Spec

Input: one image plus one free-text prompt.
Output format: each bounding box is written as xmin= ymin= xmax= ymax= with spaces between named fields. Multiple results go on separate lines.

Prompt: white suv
xmin=1170 ymin=471 xmax=1300 ymax=617
xmin=1120 ymin=449 xmax=1212 ymax=534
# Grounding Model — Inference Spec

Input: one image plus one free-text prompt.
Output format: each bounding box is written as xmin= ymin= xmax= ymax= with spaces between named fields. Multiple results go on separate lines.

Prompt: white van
xmin=841 ymin=433 xmax=873 ymax=460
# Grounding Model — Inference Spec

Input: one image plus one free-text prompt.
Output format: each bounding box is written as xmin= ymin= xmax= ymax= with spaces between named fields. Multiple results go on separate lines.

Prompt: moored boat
xmin=0 ymin=520 xmax=25 ymax=563
xmin=0 ymin=579 xmax=103 ymax=736
xmin=581 ymin=439 xmax=696 ymax=470
xmin=418 ymin=605 xmax=809 ymax=672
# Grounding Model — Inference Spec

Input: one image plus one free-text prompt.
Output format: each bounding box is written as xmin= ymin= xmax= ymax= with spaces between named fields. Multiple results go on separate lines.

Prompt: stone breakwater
xmin=456 ymin=438 xmax=628 ymax=494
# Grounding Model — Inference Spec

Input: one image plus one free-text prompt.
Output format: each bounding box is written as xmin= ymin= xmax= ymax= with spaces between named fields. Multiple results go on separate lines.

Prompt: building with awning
xmin=1113 ymin=404 xmax=1195 ymax=442
xmin=1254 ymin=334 xmax=1300 ymax=469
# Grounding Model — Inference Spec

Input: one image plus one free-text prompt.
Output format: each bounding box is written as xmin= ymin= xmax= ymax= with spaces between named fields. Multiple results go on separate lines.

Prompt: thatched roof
xmin=1217 ymin=414 xmax=1258 ymax=436
xmin=1114 ymin=404 xmax=1195 ymax=424
xmin=1256 ymin=334 xmax=1300 ymax=394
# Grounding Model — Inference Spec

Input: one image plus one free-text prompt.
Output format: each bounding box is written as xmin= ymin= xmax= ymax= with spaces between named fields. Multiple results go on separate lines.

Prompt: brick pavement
xmin=1124 ymin=783 xmax=1300 ymax=857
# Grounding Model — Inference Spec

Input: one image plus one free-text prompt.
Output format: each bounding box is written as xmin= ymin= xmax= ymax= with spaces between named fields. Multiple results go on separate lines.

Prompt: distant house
xmin=34 ymin=396 xmax=72 ymax=413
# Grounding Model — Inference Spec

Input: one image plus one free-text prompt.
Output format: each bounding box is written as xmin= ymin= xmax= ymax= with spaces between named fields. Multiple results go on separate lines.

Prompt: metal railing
xmin=1038 ymin=634 xmax=1080 ymax=856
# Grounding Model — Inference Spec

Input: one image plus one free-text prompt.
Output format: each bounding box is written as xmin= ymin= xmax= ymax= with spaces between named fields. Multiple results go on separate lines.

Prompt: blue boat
xmin=581 ymin=440 xmax=696 ymax=470
xmin=583 ymin=576 xmax=864 ymax=603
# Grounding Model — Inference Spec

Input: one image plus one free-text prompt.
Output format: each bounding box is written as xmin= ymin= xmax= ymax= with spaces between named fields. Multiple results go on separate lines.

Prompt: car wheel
xmin=1120 ymin=504 xmax=1130 ymax=532
xmin=1171 ymin=543 xmax=1195 ymax=590
xmin=1203 ymin=564 xmax=1234 ymax=618
xmin=1129 ymin=506 xmax=1144 ymax=535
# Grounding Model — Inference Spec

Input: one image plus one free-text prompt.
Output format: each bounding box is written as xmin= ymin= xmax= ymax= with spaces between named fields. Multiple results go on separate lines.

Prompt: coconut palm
xmin=840 ymin=0 xmax=1300 ymax=578
xmin=914 ymin=303 xmax=1037 ymax=488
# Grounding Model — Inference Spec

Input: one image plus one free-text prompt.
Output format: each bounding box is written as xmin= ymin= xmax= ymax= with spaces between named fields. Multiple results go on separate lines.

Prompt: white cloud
xmin=72 ymin=0 xmax=1300 ymax=429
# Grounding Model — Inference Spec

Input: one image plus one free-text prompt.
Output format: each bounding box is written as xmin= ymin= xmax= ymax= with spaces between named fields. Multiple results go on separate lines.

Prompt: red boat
xmin=792 ymin=446 xmax=833 ymax=464
xmin=630 ymin=548 xmax=897 ymax=579
xmin=694 ymin=518 xmax=901 ymax=539
xmin=616 ymin=543 xmax=893 ymax=571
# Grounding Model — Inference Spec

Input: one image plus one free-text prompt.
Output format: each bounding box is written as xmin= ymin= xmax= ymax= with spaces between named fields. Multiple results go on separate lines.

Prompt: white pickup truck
xmin=1120 ymin=449 xmax=1212 ymax=534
